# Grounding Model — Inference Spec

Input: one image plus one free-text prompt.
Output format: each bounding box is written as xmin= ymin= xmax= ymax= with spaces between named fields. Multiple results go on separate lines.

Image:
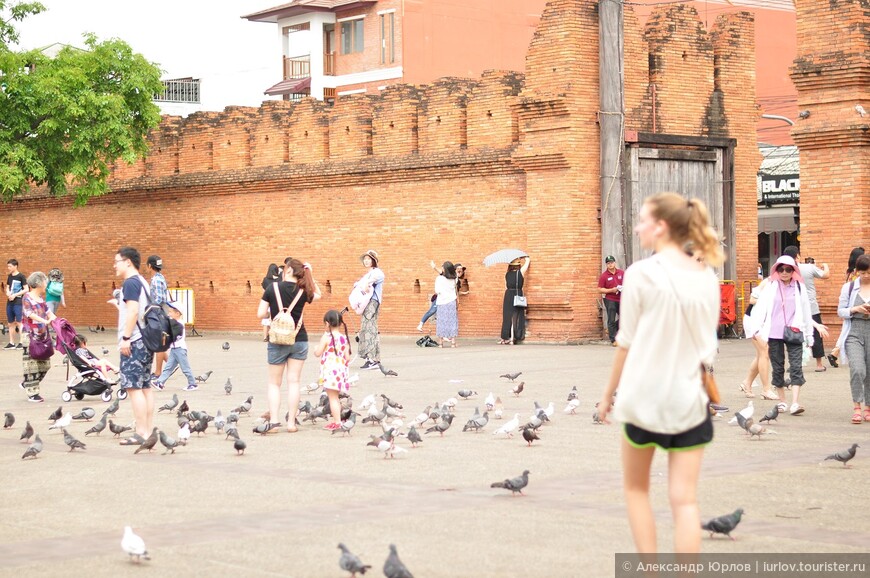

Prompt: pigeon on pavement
xmin=178 ymin=423 xmax=191 ymax=443
xmin=500 ymin=371 xmax=522 ymax=381
xmin=493 ymin=396 xmax=504 ymax=419
xmin=493 ymin=413 xmax=520 ymax=438
xmin=457 ymin=389 xmax=477 ymax=400
xmin=338 ymin=543 xmax=371 ymax=577
xmin=177 ymin=399 xmax=189 ymax=415
xmin=102 ymin=399 xmax=120 ymax=417
xmin=72 ymin=407 xmax=96 ymax=421
xmin=383 ymin=544 xmax=413 ymax=578
xmin=22 ymin=434 xmax=43 ymax=459
xmin=221 ymin=342 xmax=230 ymax=351
xmin=824 ymin=443 xmax=859 ymax=468
xmin=121 ymin=526 xmax=150 ymax=562
xmin=62 ymin=428 xmax=87 ymax=451
xmin=3 ymin=412 xmax=14 ymax=429
xmin=424 ymin=414 xmax=454 ymax=436
xmin=462 ymin=410 xmax=489 ymax=433
xmin=48 ymin=406 xmax=63 ymax=422
xmin=224 ymin=378 xmax=233 ymax=395
xmin=490 ymin=469 xmax=530 ymax=496
xmin=158 ymin=394 xmax=179 ymax=413
xmin=195 ymin=370 xmax=213 ymax=383
xmin=510 ymin=382 xmax=525 ymax=397
xmin=758 ymin=404 xmax=780 ymax=424
xmin=406 ymin=425 xmax=422 ymax=448
xmin=85 ymin=415 xmax=108 ymax=436
xmin=234 ymin=437 xmax=247 ymax=455
xmin=158 ymin=430 xmax=182 ymax=454
xmin=20 ymin=420 xmax=33 ymax=442
xmin=379 ymin=364 xmax=398 ymax=377
xmin=48 ymin=411 xmax=72 ymax=430
xmin=702 ymin=509 xmax=744 ymax=540
xmin=522 ymin=426 xmax=540 ymax=446
xmin=567 ymin=385 xmax=578 ymax=401
xmin=109 ymin=420 xmax=132 ymax=437
xmin=134 ymin=427 xmax=159 ymax=454
xmin=233 ymin=396 xmax=253 ymax=414
xmin=728 ymin=401 xmax=754 ymax=425
xmin=564 ymin=399 xmax=580 ymax=414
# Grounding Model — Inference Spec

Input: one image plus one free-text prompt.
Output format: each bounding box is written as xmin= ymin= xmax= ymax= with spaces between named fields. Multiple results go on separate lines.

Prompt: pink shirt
xmin=769 ymin=281 xmax=796 ymax=340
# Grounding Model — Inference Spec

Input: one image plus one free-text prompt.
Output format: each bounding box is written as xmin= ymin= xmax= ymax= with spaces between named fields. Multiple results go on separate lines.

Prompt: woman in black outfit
xmin=500 ymin=256 xmax=530 ymax=344
xmin=260 ymin=263 xmax=281 ymax=341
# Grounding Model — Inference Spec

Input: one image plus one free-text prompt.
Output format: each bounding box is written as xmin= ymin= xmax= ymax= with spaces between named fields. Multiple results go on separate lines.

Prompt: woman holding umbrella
xmin=500 ymin=256 xmax=530 ymax=344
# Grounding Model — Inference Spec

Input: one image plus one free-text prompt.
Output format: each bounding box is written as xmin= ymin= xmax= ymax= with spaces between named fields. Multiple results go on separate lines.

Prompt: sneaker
xmin=18 ymin=381 xmax=25 ymax=390
xmin=152 ymin=382 xmax=165 ymax=391
xmin=360 ymin=360 xmax=372 ymax=370
xmin=3 ymin=343 xmax=15 ymax=350
xmin=790 ymin=403 xmax=805 ymax=416
xmin=184 ymin=384 xmax=198 ymax=391
xmin=27 ymin=394 xmax=44 ymax=403
xmin=150 ymin=373 xmax=159 ymax=381
xmin=15 ymin=343 xmax=23 ymax=349
xmin=710 ymin=403 xmax=729 ymax=413
xmin=365 ymin=361 xmax=380 ymax=370
xmin=323 ymin=422 xmax=341 ymax=430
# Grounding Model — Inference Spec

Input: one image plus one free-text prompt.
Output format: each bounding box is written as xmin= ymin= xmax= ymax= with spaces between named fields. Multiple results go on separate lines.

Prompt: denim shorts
xmin=6 ymin=302 xmax=22 ymax=323
xmin=267 ymin=341 xmax=308 ymax=365
xmin=120 ymin=339 xmax=154 ymax=390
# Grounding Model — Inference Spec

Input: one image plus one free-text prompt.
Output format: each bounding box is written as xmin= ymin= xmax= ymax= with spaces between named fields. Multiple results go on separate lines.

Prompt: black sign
xmin=761 ymin=173 xmax=799 ymax=204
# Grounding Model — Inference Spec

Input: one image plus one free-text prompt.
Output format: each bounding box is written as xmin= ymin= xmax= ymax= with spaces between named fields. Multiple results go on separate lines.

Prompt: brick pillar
xmin=791 ymin=0 xmax=870 ymax=335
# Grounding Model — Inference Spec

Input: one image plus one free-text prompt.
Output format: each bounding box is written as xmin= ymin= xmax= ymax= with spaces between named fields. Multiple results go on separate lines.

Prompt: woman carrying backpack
xmin=257 ymin=257 xmax=322 ymax=433
xmin=45 ymin=268 xmax=64 ymax=315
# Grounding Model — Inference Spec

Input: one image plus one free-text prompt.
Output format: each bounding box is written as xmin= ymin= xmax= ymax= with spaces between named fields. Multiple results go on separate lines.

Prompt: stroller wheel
xmin=61 ymin=390 xmax=72 ymax=402
xmin=117 ymin=389 xmax=128 ymax=401
xmin=100 ymin=389 xmax=113 ymax=403
xmin=74 ymin=392 xmax=84 ymax=401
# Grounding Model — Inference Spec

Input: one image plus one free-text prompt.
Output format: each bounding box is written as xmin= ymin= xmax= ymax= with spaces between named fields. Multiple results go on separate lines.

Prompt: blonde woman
xmin=598 ymin=193 xmax=722 ymax=554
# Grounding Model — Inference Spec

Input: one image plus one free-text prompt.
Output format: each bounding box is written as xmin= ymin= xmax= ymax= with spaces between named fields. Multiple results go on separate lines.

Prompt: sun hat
xmin=360 ymin=250 xmax=379 ymax=267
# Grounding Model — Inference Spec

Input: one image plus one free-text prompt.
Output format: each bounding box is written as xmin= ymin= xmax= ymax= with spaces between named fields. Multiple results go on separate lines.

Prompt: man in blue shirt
xmin=147 ymin=255 xmax=169 ymax=383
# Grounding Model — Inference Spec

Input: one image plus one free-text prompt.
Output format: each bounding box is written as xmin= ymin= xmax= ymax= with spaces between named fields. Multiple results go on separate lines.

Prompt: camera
xmin=805 ymin=257 xmax=815 ymax=264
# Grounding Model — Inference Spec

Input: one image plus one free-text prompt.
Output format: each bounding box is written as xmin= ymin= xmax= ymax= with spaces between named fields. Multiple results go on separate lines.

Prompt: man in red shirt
xmin=598 ymin=256 xmax=624 ymax=346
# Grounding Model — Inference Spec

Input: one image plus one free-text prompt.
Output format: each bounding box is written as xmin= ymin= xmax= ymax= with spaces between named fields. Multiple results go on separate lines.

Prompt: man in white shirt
xmin=783 ymin=246 xmax=830 ymax=371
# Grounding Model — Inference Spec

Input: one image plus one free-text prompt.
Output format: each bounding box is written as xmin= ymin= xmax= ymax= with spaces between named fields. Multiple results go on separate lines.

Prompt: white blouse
xmin=613 ymin=256 xmax=720 ymax=434
xmin=434 ymin=275 xmax=458 ymax=305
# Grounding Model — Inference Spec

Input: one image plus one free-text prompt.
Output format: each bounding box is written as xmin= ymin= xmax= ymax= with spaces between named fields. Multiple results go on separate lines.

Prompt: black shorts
xmin=623 ymin=413 xmax=713 ymax=451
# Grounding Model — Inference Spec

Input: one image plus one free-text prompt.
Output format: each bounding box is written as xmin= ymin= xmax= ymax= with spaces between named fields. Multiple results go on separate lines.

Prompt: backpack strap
xmin=273 ymin=282 xmax=306 ymax=323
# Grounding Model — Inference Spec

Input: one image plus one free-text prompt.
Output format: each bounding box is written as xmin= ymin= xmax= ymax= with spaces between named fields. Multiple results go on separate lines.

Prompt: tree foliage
xmin=0 ymin=1 xmax=164 ymax=205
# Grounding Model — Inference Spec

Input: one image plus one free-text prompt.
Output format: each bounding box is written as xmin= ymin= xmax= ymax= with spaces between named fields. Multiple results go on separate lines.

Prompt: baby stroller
xmin=52 ymin=318 xmax=126 ymax=403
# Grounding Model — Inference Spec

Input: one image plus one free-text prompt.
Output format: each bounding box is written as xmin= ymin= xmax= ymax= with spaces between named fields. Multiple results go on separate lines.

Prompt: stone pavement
xmin=0 ymin=334 xmax=868 ymax=577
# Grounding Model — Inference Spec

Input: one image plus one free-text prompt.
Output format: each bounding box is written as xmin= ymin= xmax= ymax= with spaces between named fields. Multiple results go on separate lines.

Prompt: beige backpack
xmin=269 ymin=283 xmax=305 ymax=345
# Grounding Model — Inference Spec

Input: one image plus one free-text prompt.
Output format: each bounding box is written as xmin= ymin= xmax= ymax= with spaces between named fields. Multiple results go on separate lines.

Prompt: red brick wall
xmin=0 ymin=0 xmax=759 ymax=342
xmin=791 ymin=0 xmax=870 ymax=335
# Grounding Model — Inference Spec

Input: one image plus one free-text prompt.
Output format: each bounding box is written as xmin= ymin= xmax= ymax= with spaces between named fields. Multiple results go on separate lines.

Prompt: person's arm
xmin=312 ymin=332 xmax=329 ymax=357
xmin=305 ymin=264 xmax=323 ymax=302
xmin=817 ymin=263 xmax=830 ymax=279
xmin=837 ymin=281 xmax=866 ymax=318
xmin=257 ymin=299 xmax=271 ymax=320
xmin=597 ymin=347 xmax=627 ymax=424
xmin=119 ymin=299 xmax=138 ymax=356
xmin=519 ymin=256 xmax=531 ymax=275
xmin=430 ymin=260 xmax=443 ymax=275
xmin=24 ymin=298 xmax=55 ymax=325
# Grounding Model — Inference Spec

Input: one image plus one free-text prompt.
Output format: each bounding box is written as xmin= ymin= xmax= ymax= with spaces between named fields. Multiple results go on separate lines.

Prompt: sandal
xmin=119 ymin=434 xmax=145 ymax=446
xmin=852 ymin=409 xmax=863 ymax=425
xmin=739 ymin=384 xmax=755 ymax=398
xmin=827 ymin=354 xmax=839 ymax=368
xmin=761 ymin=391 xmax=779 ymax=401
xmin=864 ymin=408 xmax=870 ymax=423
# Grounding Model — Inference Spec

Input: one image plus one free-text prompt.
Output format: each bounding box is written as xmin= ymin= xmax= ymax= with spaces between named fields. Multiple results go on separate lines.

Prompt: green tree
xmin=0 ymin=1 xmax=164 ymax=205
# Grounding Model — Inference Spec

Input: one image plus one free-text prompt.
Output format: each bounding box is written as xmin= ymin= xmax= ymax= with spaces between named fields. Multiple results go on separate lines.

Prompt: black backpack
xmin=136 ymin=276 xmax=183 ymax=353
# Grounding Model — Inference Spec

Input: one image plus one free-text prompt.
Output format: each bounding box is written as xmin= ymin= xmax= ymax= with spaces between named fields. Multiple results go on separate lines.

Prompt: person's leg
xmin=143 ymin=387 xmax=155 ymax=432
xmin=326 ymin=389 xmax=341 ymax=423
xmin=741 ymin=355 xmax=759 ymax=395
xmin=786 ymin=342 xmax=805 ymax=408
xmin=768 ymin=338 xmax=786 ymax=395
xmin=863 ymin=339 xmax=870 ymax=421
xmin=5 ymin=303 xmax=14 ymax=346
xmin=604 ymin=300 xmax=619 ymax=343
xmin=127 ymin=389 xmax=149 ymax=438
xmin=754 ymin=338 xmax=772 ymax=395
xmin=156 ymin=351 xmax=179 ymax=385
xmin=175 ymin=349 xmax=196 ymax=386
xmin=845 ymin=337 xmax=866 ymax=419
xmin=812 ymin=313 xmax=825 ymax=369
xmin=153 ymin=350 xmax=167 ymax=378
xmin=668 ymin=447 xmax=705 ymax=553
xmin=621 ymin=437 xmax=658 ymax=553
xmin=420 ymin=302 xmax=437 ymax=326
xmin=267 ymin=362 xmax=286 ymax=428
xmin=285 ymin=357 xmax=305 ymax=428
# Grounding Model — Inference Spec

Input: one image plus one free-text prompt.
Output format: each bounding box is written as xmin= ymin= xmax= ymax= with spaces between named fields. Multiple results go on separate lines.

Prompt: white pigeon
xmin=564 ymin=399 xmax=581 ymax=414
xmin=493 ymin=397 xmax=504 ymax=419
xmin=121 ymin=526 xmax=150 ymax=562
xmin=303 ymin=382 xmax=320 ymax=394
xmin=48 ymin=411 xmax=72 ymax=430
xmin=358 ymin=394 xmax=376 ymax=411
xmin=444 ymin=397 xmax=458 ymax=410
xmin=375 ymin=439 xmax=407 ymax=458
xmin=493 ymin=413 xmax=520 ymax=438
xmin=728 ymin=401 xmax=754 ymax=425
xmin=484 ymin=392 xmax=495 ymax=411
xmin=385 ymin=405 xmax=403 ymax=418
xmin=177 ymin=423 xmax=191 ymax=443
xmin=543 ymin=402 xmax=555 ymax=419
xmin=413 ymin=407 xmax=430 ymax=425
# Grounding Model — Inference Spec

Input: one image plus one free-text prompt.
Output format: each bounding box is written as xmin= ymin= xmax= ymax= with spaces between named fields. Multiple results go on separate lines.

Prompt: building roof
xmin=264 ymin=76 xmax=311 ymax=96
xmin=242 ymin=1 xmax=377 ymax=23
xmin=759 ymin=144 xmax=799 ymax=176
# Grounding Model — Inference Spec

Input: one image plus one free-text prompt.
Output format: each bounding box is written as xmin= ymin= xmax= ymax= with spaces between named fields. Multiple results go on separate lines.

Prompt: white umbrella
xmin=483 ymin=249 xmax=529 ymax=267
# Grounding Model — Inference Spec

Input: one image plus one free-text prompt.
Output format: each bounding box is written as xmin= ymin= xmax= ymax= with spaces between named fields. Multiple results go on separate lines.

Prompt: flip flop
xmin=814 ymin=367 xmax=827 ymax=372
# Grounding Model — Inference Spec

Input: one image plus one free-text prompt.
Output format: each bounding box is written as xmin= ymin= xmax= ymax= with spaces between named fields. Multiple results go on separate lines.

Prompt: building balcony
xmin=153 ymin=78 xmax=200 ymax=103
xmin=283 ymin=54 xmax=311 ymax=79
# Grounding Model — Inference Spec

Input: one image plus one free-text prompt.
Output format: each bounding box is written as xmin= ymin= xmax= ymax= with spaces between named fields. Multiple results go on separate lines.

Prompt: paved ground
xmin=0 ymin=333 xmax=868 ymax=577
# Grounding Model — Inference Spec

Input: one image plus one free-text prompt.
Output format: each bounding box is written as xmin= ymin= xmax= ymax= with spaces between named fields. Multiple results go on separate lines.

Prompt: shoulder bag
xmin=29 ymin=330 xmax=54 ymax=360
xmin=513 ymin=271 xmax=527 ymax=308
xmin=270 ymin=283 xmax=305 ymax=345
xmin=780 ymin=283 xmax=804 ymax=345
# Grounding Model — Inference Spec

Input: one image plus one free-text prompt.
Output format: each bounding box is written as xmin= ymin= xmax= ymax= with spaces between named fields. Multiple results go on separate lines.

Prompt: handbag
xmin=269 ymin=283 xmax=305 ymax=345
xmin=28 ymin=331 xmax=54 ymax=360
xmin=349 ymin=273 xmax=374 ymax=315
xmin=779 ymin=283 xmax=804 ymax=345
xmin=513 ymin=271 xmax=527 ymax=307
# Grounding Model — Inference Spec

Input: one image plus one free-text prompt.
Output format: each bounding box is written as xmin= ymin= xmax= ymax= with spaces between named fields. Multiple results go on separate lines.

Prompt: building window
xmin=341 ymin=19 xmax=364 ymax=54
xmin=380 ymin=12 xmax=395 ymax=64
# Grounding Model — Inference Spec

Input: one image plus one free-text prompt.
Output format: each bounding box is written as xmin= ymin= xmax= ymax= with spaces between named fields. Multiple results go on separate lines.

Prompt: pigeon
xmin=72 ymin=407 xmax=96 ymax=421
xmin=484 ymin=392 xmax=495 ymax=410
xmin=462 ymin=410 xmax=489 ymax=433
xmin=542 ymin=401 xmax=555 ymax=419
xmin=213 ymin=410 xmax=226 ymax=432
xmin=510 ymin=381 xmax=525 ymax=397
xmin=567 ymin=385 xmax=578 ymax=401
xmin=4 ymin=412 xmax=14 ymax=428
xmin=424 ymin=414 xmax=454 ymax=436
xmin=158 ymin=394 xmax=179 ymax=413
xmin=121 ymin=526 xmax=150 ymax=562
xmin=224 ymin=424 xmax=239 ymax=440
xmin=758 ymin=404 xmax=780 ymax=424
xmin=221 ymin=342 xmax=230 ymax=351
xmin=233 ymin=437 xmax=247 ymax=455
xmin=735 ymin=411 xmax=750 ymax=434
xmin=109 ymin=420 xmax=132 ymax=437
xmin=233 ymin=396 xmax=253 ymax=414
xmin=746 ymin=420 xmax=776 ymax=440
xmin=303 ymin=381 xmax=321 ymax=394
xmin=406 ymin=425 xmax=422 ymax=447
xmin=84 ymin=414 xmax=108 ymax=436
xmin=102 ymin=399 xmax=120 ymax=417
xmin=564 ymin=399 xmax=580 ymax=414
xmin=824 ymin=443 xmax=859 ymax=468
xmin=252 ymin=421 xmax=271 ymax=435
xmin=48 ymin=406 xmax=63 ymax=422
xmin=523 ymin=414 xmax=546 ymax=431
xmin=380 ymin=394 xmax=403 ymax=410
xmin=178 ymin=423 xmax=191 ymax=443
xmin=358 ymin=394 xmax=377 ymax=411
xmin=48 ymin=411 xmax=73 ymax=430
xmin=702 ymin=509 xmax=744 ymax=540
xmin=158 ymin=430 xmax=182 ymax=454
xmin=338 ymin=543 xmax=371 ymax=577
xmin=62 ymin=428 xmax=87 ymax=451
xmin=190 ymin=417 xmax=209 ymax=436
xmin=500 ymin=371 xmax=522 ymax=382
xmin=368 ymin=436 xmax=407 ymax=459
xmin=493 ymin=396 xmax=504 ymax=419
xmin=22 ymin=434 xmax=43 ymax=459
xmin=522 ymin=426 xmax=540 ymax=446
xmin=592 ymin=402 xmax=603 ymax=424
xmin=490 ymin=469 xmax=530 ymax=496
xmin=383 ymin=544 xmax=413 ymax=578
xmin=379 ymin=364 xmax=398 ymax=377
xmin=457 ymin=389 xmax=477 ymax=400
xmin=333 ymin=412 xmax=360 ymax=436
xmin=195 ymin=370 xmax=213 ymax=383
xmin=88 ymin=325 xmax=99 ymax=333
xmin=362 ymin=403 xmax=387 ymax=426
xmin=101 ymin=347 xmax=110 ymax=355
xmin=728 ymin=401 xmax=754 ymax=425
xmin=412 ymin=406 xmax=430 ymax=426
xmin=177 ymin=400 xmax=189 ymax=415
xmin=493 ymin=413 xmax=520 ymax=438
xmin=134 ymin=427 xmax=160 ymax=454
xmin=20 ymin=421 xmax=34 ymax=442
xmin=224 ymin=378 xmax=233 ymax=395
xmin=304 ymin=406 xmax=328 ymax=424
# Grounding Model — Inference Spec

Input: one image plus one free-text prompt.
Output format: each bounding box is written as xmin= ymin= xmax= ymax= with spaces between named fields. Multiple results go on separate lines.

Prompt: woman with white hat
xmin=356 ymin=250 xmax=384 ymax=370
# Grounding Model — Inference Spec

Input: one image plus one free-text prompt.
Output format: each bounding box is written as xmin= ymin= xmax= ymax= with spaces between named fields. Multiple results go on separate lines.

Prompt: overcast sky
xmin=14 ymin=0 xmax=280 ymax=110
